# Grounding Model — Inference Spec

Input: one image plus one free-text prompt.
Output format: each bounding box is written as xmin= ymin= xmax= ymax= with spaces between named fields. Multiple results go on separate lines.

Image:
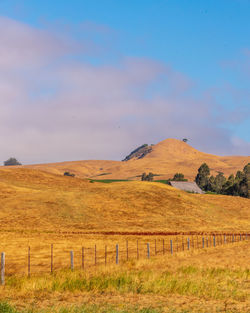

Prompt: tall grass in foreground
xmin=0 ymin=302 xmax=246 ymax=313
xmin=0 ymin=302 xmax=163 ymax=313
xmin=5 ymin=265 xmax=249 ymax=301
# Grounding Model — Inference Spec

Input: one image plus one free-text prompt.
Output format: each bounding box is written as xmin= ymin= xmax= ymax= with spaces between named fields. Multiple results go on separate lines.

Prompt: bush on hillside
xmin=64 ymin=172 xmax=75 ymax=177
xmin=141 ymin=172 xmax=154 ymax=182
xmin=172 ymin=173 xmax=187 ymax=181
xmin=4 ymin=157 xmax=22 ymax=166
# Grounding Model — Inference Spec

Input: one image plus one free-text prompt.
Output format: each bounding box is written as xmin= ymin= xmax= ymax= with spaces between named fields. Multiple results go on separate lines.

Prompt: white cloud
xmin=0 ymin=17 xmax=249 ymax=165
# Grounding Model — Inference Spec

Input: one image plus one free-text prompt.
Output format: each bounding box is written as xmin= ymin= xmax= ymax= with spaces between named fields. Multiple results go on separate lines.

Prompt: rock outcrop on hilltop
xmin=122 ymin=144 xmax=153 ymax=161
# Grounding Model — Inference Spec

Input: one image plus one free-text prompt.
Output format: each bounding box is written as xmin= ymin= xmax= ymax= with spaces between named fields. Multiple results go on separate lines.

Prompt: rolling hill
xmin=24 ymin=138 xmax=250 ymax=181
xmin=0 ymin=167 xmax=249 ymax=233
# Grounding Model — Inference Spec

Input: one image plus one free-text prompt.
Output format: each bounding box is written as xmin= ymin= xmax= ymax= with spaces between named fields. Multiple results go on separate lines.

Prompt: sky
xmin=0 ymin=0 xmax=250 ymax=164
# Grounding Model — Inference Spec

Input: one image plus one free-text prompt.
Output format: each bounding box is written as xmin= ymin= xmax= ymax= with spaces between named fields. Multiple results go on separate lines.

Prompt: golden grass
xmin=1 ymin=241 xmax=249 ymax=312
xmin=0 ymin=166 xmax=249 ymax=276
xmin=0 ymin=167 xmax=249 ymax=233
xmin=0 ymin=166 xmax=249 ymax=312
xmin=23 ymin=138 xmax=250 ymax=180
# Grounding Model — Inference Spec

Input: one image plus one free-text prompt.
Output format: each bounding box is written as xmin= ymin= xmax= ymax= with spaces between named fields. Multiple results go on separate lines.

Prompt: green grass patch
xmin=95 ymin=173 xmax=112 ymax=176
xmin=154 ymin=180 xmax=170 ymax=184
xmin=205 ymin=191 xmax=219 ymax=195
xmin=89 ymin=179 xmax=130 ymax=183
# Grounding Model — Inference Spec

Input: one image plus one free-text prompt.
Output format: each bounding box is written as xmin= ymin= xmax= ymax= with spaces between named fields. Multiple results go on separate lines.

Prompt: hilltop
xmin=24 ymin=138 xmax=250 ymax=181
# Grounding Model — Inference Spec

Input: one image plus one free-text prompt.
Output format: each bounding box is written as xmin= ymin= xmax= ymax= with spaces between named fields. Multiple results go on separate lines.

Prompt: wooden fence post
xmin=1 ymin=252 xmax=5 ymax=286
xmin=170 ymin=240 xmax=173 ymax=255
xmin=213 ymin=236 xmax=216 ymax=247
xmin=232 ymin=234 xmax=234 ymax=243
xmin=28 ymin=246 xmax=31 ymax=278
xmin=70 ymin=251 xmax=74 ymax=271
xmin=187 ymin=238 xmax=190 ymax=250
xmin=82 ymin=247 xmax=84 ymax=269
xmin=126 ymin=240 xmax=128 ymax=261
xmin=137 ymin=240 xmax=139 ymax=260
xmin=163 ymin=239 xmax=165 ymax=255
xmin=95 ymin=245 xmax=97 ymax=265
xmin=206 ymin=237 xmax=208 ymax=248
xmin=155 ymin=239 xmax=157 ymax=256
xmin=240 ymin=234 xmax=241 ymax=241
xmin=224 ymin=235 xmax=226 ymax=244
xmin=202 ymin=237 xmax=204 ymax=248
xmin=51 ymin=244 xmax=53 ymax=274
xmin=116 ymin=244 xmax=119 ymax=265
xmin=147 ymin=243 xmax=150 ymax=259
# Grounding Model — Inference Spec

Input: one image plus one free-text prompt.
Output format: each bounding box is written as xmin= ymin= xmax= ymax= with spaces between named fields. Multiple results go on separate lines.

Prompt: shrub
xmin=3 ymin=157 xmax=22 ymax=166
xmin=64 ymin=172 xmax=75 ymax=177
xmin=172 ymin=173 xmax=187 ymax=181
xmin=141 ymin=172 xmax=154 ymax=182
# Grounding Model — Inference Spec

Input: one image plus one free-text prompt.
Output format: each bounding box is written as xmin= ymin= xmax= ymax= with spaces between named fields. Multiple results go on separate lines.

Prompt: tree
xmin=4 ymin=157 xmax=22 ymax=166
xmin=207 ymin=175 xmax=216 ymax=192
xmin=235 ymin=170 xmax=244 ymax=182
xmin=141 ymin=172 xmax=154 ymax=181
xmin=228 ymin=174 xmax=235 ymax=184
xmin=182 ymin=138 xmax=188 ymax=143
xmin=222 ymin=164 xmax=249 ymax=198
xmin=221 ymin=174 xmax=235 ymax=195
xmin=195 ymin=163 xmax=210 ymax=190
xmin=213 ymin=172 xmax=226 ymax=193
xmin=147 ymin=172 xmax=154 ymax=182
xmin=240 ymin=163 xmax=250 ymax=198
xmin=172 ymin=173 xmax=187 ymax=181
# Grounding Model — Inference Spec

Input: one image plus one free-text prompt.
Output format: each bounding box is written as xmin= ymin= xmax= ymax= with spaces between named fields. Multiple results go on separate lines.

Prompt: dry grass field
xmin=0 ymin=167 xmax=249 ymax=233
xmin=0 ymin=165 xmax=249 ymax=312
xmin=24 ymin=138 xmax=250 ymax=181
xmin=0 ymin=241 xmax=249 ymax=312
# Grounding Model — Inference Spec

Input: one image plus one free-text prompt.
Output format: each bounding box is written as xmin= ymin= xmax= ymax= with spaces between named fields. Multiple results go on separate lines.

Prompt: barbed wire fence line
xmin=0 ymin=233 xmax=248 ymax=285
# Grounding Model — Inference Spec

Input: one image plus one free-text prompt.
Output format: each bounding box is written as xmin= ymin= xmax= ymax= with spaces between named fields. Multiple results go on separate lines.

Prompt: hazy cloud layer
xmin=0 ymin=17 xmax=249 ymax=164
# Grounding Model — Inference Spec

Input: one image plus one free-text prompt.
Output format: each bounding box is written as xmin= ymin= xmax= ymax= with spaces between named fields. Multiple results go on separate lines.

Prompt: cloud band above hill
xmin=0 ymin=16 xmax=249 ymax=164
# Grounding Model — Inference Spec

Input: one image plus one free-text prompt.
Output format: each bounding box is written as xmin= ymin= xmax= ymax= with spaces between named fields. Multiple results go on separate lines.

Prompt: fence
xmin=0 ymin=233 xmax=248 ymax=285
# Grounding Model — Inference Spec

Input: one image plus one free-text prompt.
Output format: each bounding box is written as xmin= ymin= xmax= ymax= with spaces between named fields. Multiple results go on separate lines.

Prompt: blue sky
xmin=0 ymin=0 xmax=249 ymax=163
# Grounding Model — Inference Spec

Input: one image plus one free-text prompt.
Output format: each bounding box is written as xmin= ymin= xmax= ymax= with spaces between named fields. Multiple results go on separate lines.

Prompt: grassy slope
xmin=0 ymin=165 xmax=249 ymax=312
xmin=0 ymin=167 xmax=249 ymax=233
xmin=23 ymin=138 xmax=250 ymax=180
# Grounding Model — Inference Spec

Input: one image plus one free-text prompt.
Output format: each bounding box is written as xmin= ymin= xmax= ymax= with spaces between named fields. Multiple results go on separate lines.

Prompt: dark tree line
xmin=141 ymin=172 xmax=187 ymax=182
xmin=195 ymin=163 xmax=250 ymax=198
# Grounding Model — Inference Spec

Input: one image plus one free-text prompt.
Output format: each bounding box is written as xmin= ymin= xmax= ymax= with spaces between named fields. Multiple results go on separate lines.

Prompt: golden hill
xmin=23 ymin=138 xmax=250 ymax=181
xmin=0 ymin=167 xmax=249 ymax=233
